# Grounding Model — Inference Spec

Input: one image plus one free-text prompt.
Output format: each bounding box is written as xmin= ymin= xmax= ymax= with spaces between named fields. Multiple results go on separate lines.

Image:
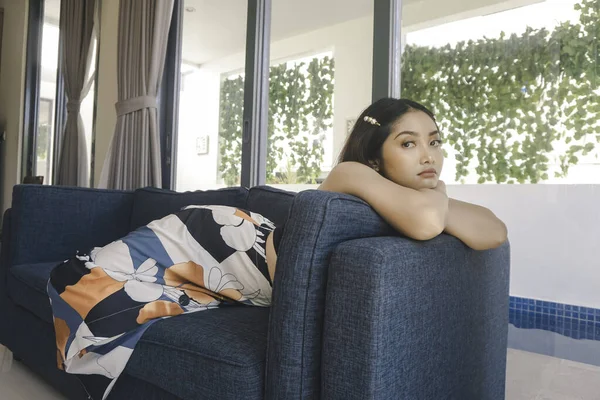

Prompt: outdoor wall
xmin=449 ymin=184 xmax=600 ymax=309
xmin=0 ymin=0 xmax=27 ymax=213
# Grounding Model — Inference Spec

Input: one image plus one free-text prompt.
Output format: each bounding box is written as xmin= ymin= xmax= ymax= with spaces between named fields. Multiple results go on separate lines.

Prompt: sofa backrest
xmin=246 ymin=186 xmax=296 ymax=228
xmin=8 ymin=185 xmax=134 ymax=266
xmin=129 ymin=187 xmax=249 ymax=230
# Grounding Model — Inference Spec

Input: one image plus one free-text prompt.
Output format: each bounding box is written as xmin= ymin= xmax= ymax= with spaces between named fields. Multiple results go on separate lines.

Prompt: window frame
xmin=22 ymin=0 xmax=44 ymax=180
xmin=159 ymin=0 xmax=183 ymax=190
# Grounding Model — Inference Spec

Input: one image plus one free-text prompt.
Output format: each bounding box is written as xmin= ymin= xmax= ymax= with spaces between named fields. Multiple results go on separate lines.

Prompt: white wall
xmin=176 ymin=65 xmax=223 ymax=190
xmin=0 ymin=0 xmax=28 ymax=212
xmin=448 ymin=184 xmax=600 ymax=309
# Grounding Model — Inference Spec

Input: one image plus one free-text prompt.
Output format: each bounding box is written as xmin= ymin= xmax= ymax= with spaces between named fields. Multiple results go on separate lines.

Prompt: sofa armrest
xmin=321 ymin=235 xmax=510 ymax=400
xmin=266 ymin=190 xmax=396 ymax=399
xmin=7 ymin=185 xmax=134 ymax=265
xmin=1 ymin=209 xmax=13 ymax=303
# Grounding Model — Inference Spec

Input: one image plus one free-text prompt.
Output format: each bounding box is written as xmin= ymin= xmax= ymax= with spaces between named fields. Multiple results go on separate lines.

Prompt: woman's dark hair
xmin=338 ymin=98 xmax=439 ymax=167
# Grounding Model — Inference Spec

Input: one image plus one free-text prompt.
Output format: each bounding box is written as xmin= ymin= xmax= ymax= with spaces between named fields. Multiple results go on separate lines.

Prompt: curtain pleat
xmin=55 ymin=0 xmax=97 ymax=186
xmin=99 ymin=0 xmax=174 ymax=190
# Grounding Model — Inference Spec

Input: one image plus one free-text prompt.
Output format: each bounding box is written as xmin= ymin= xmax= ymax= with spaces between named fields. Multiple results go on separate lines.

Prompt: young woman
xmin=49 ymin=98 xmax=507 ymax=399
xmin=266 ymin=98 xmax=508 ymax=278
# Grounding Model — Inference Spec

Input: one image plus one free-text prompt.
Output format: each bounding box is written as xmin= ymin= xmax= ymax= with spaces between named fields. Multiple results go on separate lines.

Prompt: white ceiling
xmin=181 ymin=0 xmax=377 ymax=65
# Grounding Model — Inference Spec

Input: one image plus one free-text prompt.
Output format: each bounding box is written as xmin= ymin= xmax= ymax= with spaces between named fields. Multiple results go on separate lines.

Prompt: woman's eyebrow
xmin=394 ymin=130 xmax=439 ymax=139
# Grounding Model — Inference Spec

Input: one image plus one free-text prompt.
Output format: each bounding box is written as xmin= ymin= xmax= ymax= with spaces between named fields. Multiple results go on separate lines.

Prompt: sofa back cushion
xmin=9 ymin=185 xmax=134 ymax=266
xmin=129 ymin=187 xmax=249 ymax=230
xmin=245 ymin=186 xmax=296 ymax=228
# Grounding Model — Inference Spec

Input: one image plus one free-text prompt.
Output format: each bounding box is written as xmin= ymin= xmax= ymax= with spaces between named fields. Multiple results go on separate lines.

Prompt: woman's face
xmin=378 ymin=110 xmax=444 ymax=190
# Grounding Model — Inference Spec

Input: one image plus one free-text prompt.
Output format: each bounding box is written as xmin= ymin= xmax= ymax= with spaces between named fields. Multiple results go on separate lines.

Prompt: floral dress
xmin=47 ymin=205 xmax=275 ymax=400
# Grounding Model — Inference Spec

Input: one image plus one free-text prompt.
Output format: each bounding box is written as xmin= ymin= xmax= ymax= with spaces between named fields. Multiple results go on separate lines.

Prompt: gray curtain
xmin=100 ymin=0 xmax=174 ymax=190
xmin=56 ymin=0 xmax=97 ymax=187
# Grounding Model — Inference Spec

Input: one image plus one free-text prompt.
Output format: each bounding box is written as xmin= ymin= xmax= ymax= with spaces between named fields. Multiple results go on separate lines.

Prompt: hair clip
xmin=364 ymin=116 xmax=380 ymax=126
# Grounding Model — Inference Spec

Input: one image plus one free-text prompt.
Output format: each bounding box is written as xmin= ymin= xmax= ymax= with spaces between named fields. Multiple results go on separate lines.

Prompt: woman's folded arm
xmin=319 ymin=162 xmax=448 ymax=241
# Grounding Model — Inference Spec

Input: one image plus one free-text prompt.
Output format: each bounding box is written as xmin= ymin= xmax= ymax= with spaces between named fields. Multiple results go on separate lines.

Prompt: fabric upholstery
xmin=0 ymin=288 xmax=177 ymax=400
xmin=266 ymin=190 xmax=396 ymax=399
xmin=322 ymin=236 xmax=511 ymax=400
xmin=125 ymin=306 xmax=269 ymax=400
xmin=129 ymin=186 xmax=249 ymax=230
xmin=110 ymin=374 xmax=183 ymax=399
xmin=8 ymin=262 xmax=59 ymax=324
xmin=10 ymin=185 xmax=134 ymax=266
xmin=0 ymin=297 xmax=95 ymax=400
xmin=246 ymin=186 xmax=296 ymax=228
xmin=0 ymin=209 xmax=14 ymax=346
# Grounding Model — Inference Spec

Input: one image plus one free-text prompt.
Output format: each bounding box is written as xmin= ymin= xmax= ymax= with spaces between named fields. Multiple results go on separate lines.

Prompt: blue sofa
xmin=0 ymin=184 xmax=510 ymax=399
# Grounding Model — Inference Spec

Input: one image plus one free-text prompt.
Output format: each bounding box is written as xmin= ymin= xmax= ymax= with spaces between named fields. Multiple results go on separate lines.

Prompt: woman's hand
xmin=433 ymin=180 xmax=450 ymax=227
xmin=417 ymin=180 xmax=449 ymax=230
xmin=432 ymin=179 xmax=447 ymax=196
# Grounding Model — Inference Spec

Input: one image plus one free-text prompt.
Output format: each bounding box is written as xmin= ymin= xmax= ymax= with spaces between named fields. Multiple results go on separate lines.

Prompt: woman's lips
xmin=418 ymin=170 xmax=437 ymax=178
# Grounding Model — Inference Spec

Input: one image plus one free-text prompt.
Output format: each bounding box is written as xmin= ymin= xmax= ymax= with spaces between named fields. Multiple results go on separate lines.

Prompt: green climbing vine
xmin=401 ymin=0 xmax=600 ymax=183
xmin=220 ymin=1 xmax=599 ymax=185
xmin=218 ymin=76 xmax=245 ymax=186
xmin=218 ymin=55 xmax=334 ymax=186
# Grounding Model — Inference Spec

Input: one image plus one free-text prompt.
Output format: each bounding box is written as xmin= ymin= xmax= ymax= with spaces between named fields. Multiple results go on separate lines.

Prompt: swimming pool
xmin=508 ymin=324 xmax=600 ymax=367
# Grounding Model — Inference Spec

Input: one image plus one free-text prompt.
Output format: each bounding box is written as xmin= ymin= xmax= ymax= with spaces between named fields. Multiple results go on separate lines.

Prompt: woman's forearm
xmin=320 ymin=162 xmax=447 ymax=240
xmin=444 ymin=198 xmax=508 ymax=250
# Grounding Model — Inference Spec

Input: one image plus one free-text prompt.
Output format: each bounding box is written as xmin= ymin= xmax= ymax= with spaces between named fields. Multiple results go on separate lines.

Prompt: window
xmin=174 ymin=1 xmax=248 ymax=191
xmin=265 ymin=1 xmax=373 ymax=191
xmin=36 ymin=98 xmax=53 ymax=182
xmin=172 ymin=0 xmax=378 ymax=192
xmin=24 ymin=0 xmax=98 ymax=185
xmin=33 ymin=1 xmax=61 ymax=183
xmin=217 ymin=51 xmax=336 ymax=190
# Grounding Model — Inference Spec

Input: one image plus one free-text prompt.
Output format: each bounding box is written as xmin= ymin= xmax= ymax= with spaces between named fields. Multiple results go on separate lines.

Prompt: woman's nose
xmin=421 ymin=151 xmax=434 ymax=164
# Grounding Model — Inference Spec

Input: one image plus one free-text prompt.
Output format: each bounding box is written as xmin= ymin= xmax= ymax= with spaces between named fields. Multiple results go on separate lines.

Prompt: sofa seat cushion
xmin=125 ymin=306 xmax=269 ymax=400
xmin=8 ymin=261 xmax=60 ymax=324
xmin=130 ymin=187 xmax=249 ymax=230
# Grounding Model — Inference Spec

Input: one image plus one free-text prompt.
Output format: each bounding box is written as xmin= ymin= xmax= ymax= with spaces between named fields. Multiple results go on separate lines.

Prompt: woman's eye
xmin=431 ymin=139 xmax=443 ymax=146
xmin=402 ymin=142 xmax=415 ymax=148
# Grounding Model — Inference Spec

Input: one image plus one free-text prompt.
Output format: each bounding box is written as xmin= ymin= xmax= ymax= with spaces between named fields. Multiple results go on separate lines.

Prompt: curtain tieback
xmin=115 ymin=95 xmax=158 ymax=117
xmin=66 ymin=99 xmax=82 ymax=114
